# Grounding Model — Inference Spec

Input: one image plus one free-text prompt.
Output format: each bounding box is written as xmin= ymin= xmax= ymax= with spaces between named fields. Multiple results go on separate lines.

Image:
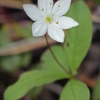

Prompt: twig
xmin=78 ymin=75 xmax=96 ymax=88
xmin=0 ymin=0 xmax=23 ymax=9
xmin=92 ymin=14 xmax=100 ymax=23
xmin=0 ymin=0 xmax=36 ymax=9
xmin=45 ymin=75 xmax=96 ymax=95
xmin=0 ymin=37 xmax=56 ymax=56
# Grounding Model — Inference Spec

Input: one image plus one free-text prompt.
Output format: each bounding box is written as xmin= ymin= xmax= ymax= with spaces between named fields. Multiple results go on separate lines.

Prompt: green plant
xmin=4 ymin=1 xmax=92 ymax=100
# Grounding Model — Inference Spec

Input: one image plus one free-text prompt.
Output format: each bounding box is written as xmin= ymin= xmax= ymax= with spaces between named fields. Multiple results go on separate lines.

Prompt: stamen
xmin=42 ymin=8 xmax=44 ymax=11
xmin=50 ymin=2 xmax=52 ymax=5
xmin=58 ymin=5 xmax=60 ymax=7
xmin=56 ymin=22 xmax=58 ymax=24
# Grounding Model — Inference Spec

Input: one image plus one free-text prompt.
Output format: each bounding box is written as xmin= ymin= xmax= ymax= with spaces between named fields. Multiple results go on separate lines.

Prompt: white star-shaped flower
xmin=23 ymin=0 xmax=79 ymax=43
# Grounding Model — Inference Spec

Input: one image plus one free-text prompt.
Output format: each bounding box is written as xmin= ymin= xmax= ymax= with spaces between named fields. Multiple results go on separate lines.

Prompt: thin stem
xmin=98 ymin=44 xmax=100 ymax=79
xmin=45 ymin=34 xmax=70 ymax=75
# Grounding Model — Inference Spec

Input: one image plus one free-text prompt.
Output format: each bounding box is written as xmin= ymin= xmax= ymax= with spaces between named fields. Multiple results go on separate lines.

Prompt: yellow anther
xmin=56 ymin=22 xmax=58 ymax=24
xmin=58 ymin=5 xmax=60 ymax=7
xmin=42 ymin=8 xmax=44 ymax=11
xmin=50 ymin=2 xmax=52 ymax=5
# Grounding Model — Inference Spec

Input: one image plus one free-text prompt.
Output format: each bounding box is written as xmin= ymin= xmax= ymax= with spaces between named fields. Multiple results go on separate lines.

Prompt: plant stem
xmin=45 ymin=34 xmax=70 ymax=76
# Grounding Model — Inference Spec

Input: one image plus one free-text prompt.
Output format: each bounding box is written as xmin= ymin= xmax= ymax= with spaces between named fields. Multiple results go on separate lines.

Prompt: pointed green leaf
xmin=4 ymin=70 xmax=69 ymax=100
xmin=42 ymin=46 xmax=70 ymax=72
xmin=64 ymin=1 xmax=92 ymax=74
xmin=93 ymin=80 xmax=100 ymax=100
xmin=60 ymin=79 xmax=90 ymax=100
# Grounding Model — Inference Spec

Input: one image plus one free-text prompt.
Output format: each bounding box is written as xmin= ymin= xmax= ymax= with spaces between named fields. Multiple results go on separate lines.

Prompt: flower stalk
xmin=45 ymin=34 xmax=71 ymax=76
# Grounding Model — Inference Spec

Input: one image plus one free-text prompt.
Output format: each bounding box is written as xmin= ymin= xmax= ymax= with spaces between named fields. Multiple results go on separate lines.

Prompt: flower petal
xmin=48 ymin=24 xmax=64 ymax=43
xmin=23 ymin=4 xmax=43 ymax=21
xmin=54 ymin=16 xmax=79 ymax=29
xmin=32 ymin=20 xmax=47 ymax=36
xmin=38 ymin=0 xmax=53 ymax=15
xmin=38 ymin=0 xmax=46 ymax=15
xmin=46 ymin=0 xmax=53 ymax=15
xmin=52 ymin=0 xmax=71 ymax=17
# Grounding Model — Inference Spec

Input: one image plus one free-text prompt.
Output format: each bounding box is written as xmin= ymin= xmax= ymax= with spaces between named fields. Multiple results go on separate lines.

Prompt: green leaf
xmin=93 ymin=0 xmax=100 ymax=4
xmin=1 ymin=55 xmax=22 ymax=72
xmin=64 ymin=1 xmax=92 ymax=74
xmin=21 ymin=53 xmax=32 ymax=67
xmin=93 ymin=80 xmax=100 ymax=100
xmin=14 ymin=21 xmax=33 ymax=38
xmin=0 ymin=28 xmax=11 ymax=46
xmin=42 ymin=46 xmax=69 ymax=72
xmin=0 ymin=24 xmax=32 ymax=72
xmin=60 ymin=79 xmax=90 ymax=100
xmin=0 ymin=53 xmax=32 ymax=72
xmin=0 ymin=26 xmax=22 ymax=72
xmin=4 ymin=70 xmax=69 ymax=100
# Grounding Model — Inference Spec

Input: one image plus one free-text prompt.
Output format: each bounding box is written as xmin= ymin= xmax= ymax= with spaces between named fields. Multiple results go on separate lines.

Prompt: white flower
xmin=23 ymin=0 xmax=79 ymax=43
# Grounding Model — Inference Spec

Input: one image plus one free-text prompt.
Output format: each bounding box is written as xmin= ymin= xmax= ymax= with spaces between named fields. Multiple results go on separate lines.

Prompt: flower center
xmin=46 ymin=16 xmax=52 ymax=23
